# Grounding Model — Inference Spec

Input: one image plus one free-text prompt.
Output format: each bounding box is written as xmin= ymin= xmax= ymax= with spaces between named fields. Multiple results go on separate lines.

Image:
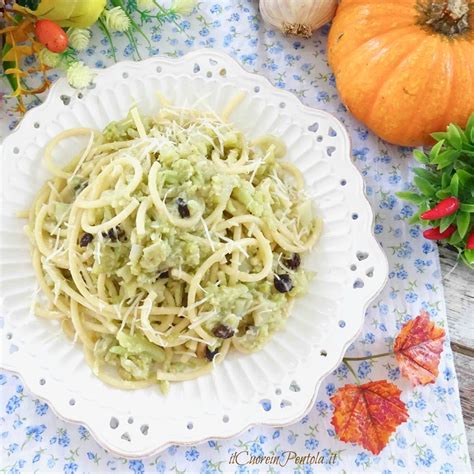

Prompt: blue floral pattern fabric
xmin=0 ymin=1 xmax=471 ymax=472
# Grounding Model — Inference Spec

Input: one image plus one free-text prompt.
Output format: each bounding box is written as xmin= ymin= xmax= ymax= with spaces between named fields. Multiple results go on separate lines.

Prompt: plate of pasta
xmin=0 ymin=50 xmax=388 ymax=457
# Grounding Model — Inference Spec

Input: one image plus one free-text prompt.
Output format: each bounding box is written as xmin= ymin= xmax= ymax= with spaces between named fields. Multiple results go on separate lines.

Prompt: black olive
xmin=102 ymin=226 xmax=126 ymax=242
xmin=79 ymin=232 xmax=93 ymax=247
xmin=62 ymin=269 xmax=72 ymax=279
xmin=284 ymin=253 xmax=301 ymax=270
xmin=176 ymin=197 xmax=190 ymax=218
xmin=274 ymin=274 xmax=293 ymax=293
xmin=158 ymin=270 xmax=170 ymax=279
xmin=205 ymin=347 xmax=219 ymax=361
xmin=212 ymin=324 xmax=235 ymax=339
xmin=74 ymin=181 xmax=88 ymax=193
xmin=112 ymin=227 xmax=126 ymax=241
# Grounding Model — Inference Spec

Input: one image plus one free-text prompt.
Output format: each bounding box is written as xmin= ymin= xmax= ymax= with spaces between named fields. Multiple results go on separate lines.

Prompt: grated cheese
xmin=68 ymin=131 xmax=95 ymax=184
xmin=130 ymin=107 xmax=147 ymax=139
xmin=189 ymin=310 xmax=217 ymax=329
xmin=201 ymin=217 xmax=216 ymax=251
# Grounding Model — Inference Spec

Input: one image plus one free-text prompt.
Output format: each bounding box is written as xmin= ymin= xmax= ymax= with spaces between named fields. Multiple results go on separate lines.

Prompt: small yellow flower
xmin=103 ymin=6 xmax=130 ymax=32
xmin=137 ymin=0 xmax=155 ymax=10
xmin=38 ymin=48 xmax=62 ymax=68
xmin=68 ymin=28 xmax=91 ymax=52
xmin=171 ymin=0 xmax=196 ymax=15
xmin=67 ymin=62 xmax=95 ymax=89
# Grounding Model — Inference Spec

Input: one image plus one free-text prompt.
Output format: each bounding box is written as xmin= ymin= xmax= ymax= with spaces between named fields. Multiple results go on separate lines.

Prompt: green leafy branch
xmin=397 ymin=113 xmax=474 ymax=268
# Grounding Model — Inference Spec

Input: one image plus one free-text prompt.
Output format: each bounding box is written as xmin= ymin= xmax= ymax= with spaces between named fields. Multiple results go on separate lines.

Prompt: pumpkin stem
xmin=416 ymin=0 xmax=471 ymax=36
xmin=282 ymin=22 xmax=312 ymax=39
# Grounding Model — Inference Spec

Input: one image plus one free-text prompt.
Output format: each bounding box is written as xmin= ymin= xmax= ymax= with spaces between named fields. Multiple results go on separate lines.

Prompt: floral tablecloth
xmin=0 ymin=1 xmax=471 ymax=473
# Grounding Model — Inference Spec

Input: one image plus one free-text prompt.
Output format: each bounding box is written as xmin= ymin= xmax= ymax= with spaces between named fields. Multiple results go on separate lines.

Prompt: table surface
xmin=439 ymin=246 xmax=474 ymax=463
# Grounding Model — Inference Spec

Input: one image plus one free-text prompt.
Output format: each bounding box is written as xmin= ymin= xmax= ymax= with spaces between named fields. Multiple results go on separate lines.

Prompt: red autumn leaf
xmin=394 ymin=310 xmax=446 ymax=386
xmin=330 ymin=380 xmax=408 ymax=455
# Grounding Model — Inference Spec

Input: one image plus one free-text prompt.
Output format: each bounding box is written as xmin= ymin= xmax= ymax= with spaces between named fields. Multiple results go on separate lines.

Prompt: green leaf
xmin=448 ymin=230 xmax=464 ymax=246
xmin=395 ymin=192 xmax=425 ymax=204
xmin=2 ymin=45 xmax=19 ymax=94
xmin=432 ymin=149 xmax=460 ymax=167
xmin=441 ymin=172 xmax=450 ymax=188
xmin=436 ymin=188 xmax=452 ymax=200
xmin=460 ymin=203 xmax=474 ymax=213
xmin=454 ymin=124 xmax=467 ymax=143
xmin=439 ymin=213 xmax=457 ymax=232
xmin=435 ymin=156 xmax=457 ymax=170
xmin=413 ymin=168 xmax=440 ymax=185
xmin=457 ymin=169 xmax=474 ymax=186
xmin=447 ymin=123 xmax=463 ymax=149
xmin=428 ymin=139 xmax=445 ymax=162
xmin=413 ymin=150 xmax=429 ymax=164
xmin=456 ymin=211 xmax=471 ymax=238
xmin=443 ymin=165 xmax=455 ymax=177
xmin=465 ymin=113 xmax=474 ymax=141
xmin=450 ymin=173 xmax=459 ymax=196
xmin=463 ymin=249 xmax=474 ymax=265
xmin=414 ymin=176 xmax=436 ymax=197
xmin=431 ymin=132 xmax=447 ymax=142
xmin=409 ymin=202 xmax=430 ymax=224
xmin=455 ymin=161 xmax=474 ymax=175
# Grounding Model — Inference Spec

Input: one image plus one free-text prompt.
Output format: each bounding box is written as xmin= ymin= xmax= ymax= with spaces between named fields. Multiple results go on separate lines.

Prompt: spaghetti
xmin=24 ymin=99 xmax=322 ymax=392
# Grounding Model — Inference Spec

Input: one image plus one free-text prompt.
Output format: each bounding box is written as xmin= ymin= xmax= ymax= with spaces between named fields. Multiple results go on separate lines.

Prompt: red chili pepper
xmin=466 ymin=229 xmax=474 ymax=250
xmin=423 ymin=225 xmax=457 ymax=240
xmin=421 ymin=197 xmax=459 ymax=220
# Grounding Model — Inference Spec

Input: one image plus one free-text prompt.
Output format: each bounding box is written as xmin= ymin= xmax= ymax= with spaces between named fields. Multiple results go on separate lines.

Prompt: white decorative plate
xmin=0 ymin=49 xmax=388 ymax=458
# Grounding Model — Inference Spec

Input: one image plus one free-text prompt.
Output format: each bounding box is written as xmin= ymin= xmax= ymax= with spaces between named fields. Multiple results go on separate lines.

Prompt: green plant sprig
xmin=101 ymin=0 xmax=186 ymax=61
xmin=134 ymin=1 xmax=182 ymax=30
xmin=397 ymin=113 xmax=474 ymax=269
xmin=111 ymin=0 xmax=151 ymax=47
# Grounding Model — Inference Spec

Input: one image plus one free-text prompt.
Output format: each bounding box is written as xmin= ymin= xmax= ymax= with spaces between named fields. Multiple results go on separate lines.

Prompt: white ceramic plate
xmin=0 ymin=49 xmax=388 ymax=458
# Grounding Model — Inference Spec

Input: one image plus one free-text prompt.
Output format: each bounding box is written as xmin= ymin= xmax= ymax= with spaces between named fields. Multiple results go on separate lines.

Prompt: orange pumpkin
xmin=328 ymin=0 xmax=474 ymax=146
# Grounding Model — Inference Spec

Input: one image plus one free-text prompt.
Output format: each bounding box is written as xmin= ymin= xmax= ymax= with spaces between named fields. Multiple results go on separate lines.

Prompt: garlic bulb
xmin=259 ymin=0 xmax=337 ymax=38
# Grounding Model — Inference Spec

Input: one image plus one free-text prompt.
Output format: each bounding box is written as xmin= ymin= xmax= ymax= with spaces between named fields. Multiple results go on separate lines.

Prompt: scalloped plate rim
xmin=0 ymin=49 xmax=389 ymax=458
